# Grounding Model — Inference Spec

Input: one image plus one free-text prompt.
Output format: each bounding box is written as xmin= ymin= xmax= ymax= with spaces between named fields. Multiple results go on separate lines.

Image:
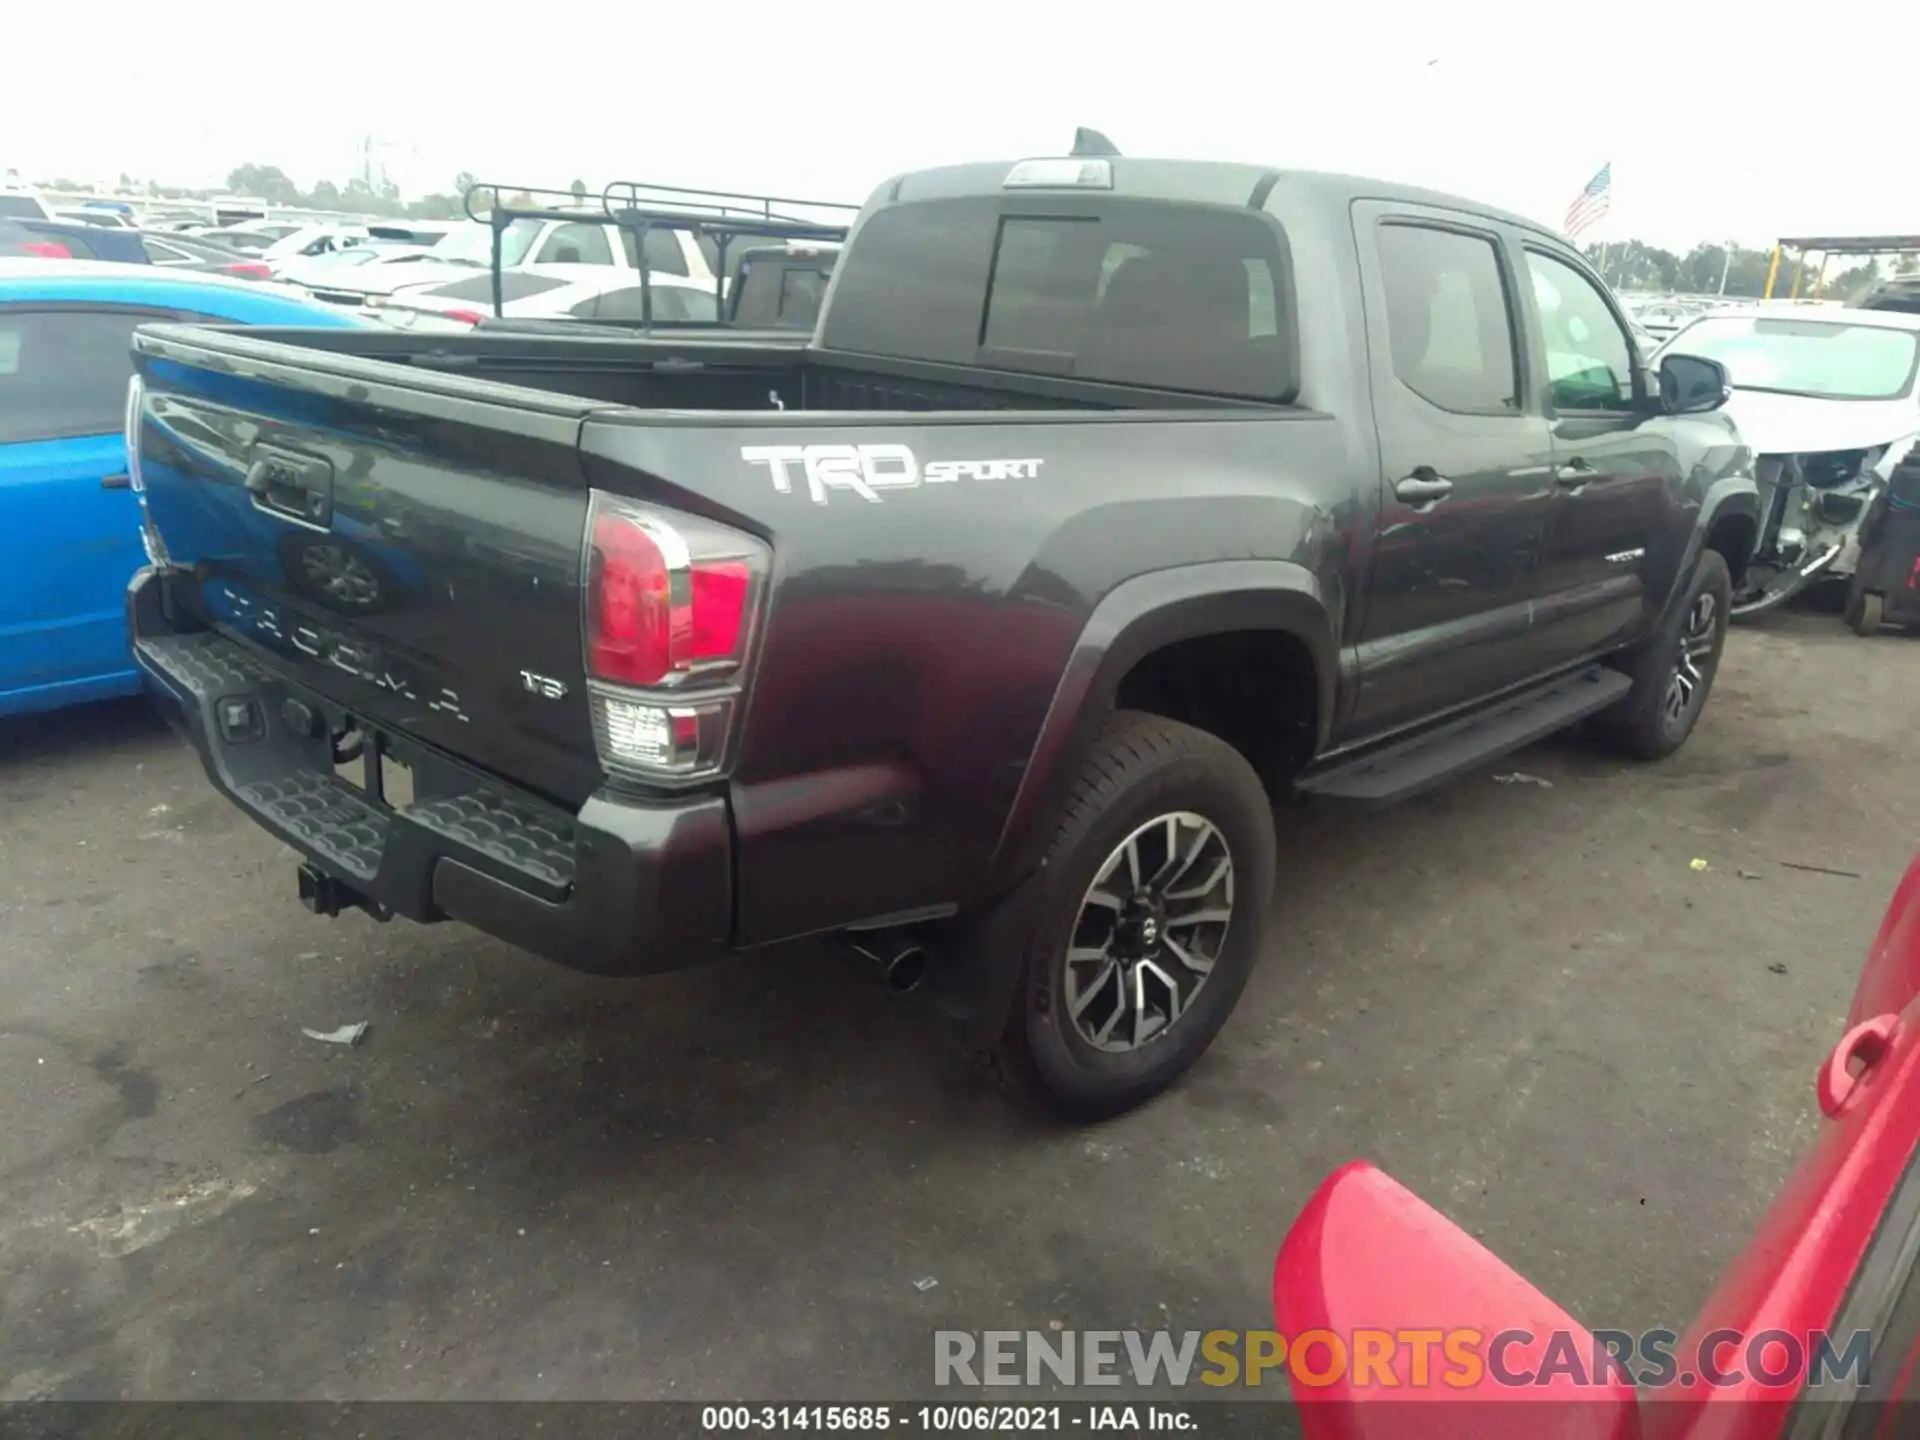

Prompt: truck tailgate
xmin=132 ymin=324 xmax=605 ymax=807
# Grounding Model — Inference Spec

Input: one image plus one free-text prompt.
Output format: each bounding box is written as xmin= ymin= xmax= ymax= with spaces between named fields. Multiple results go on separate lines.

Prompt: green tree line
xmin=220 ymin=163 xmax=481 ymax=221
xmin=1584 ymin=238 xmax=1920 ymax=299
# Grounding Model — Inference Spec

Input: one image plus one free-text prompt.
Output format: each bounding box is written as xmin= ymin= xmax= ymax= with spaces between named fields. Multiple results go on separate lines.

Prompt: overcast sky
xmin=7 ymin=2 xmax=1916 ymax=250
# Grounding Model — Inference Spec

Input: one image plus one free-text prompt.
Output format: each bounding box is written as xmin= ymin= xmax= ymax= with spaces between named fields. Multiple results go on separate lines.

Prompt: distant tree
xmin=225 ymin=163 xmax=300 ymax=204
xmin=340 ymin=174 xmax=402 ymax=217
xmin=309 ymin=179 xmax=342 ymax=207
xmin=405 ymin=193 xmax=466 ymax=221
xmin=1823 ymin=261 xmax=1880 ymax=300
xmin=1896 ymin=253 xmax=1920 ymax=277
xmin=1723 ymin=247 xmax=1783 ymax=298
xmin=1676 ymin=243 xmax=1727 ymax=294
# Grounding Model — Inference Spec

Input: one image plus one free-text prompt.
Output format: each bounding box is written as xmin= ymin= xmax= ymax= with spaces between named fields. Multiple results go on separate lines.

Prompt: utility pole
xmin=1717 ymin=242 xmax=1733 ymax=295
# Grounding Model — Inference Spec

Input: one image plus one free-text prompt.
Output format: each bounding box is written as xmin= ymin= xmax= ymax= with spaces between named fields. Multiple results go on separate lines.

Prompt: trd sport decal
xmin=741 ymin=443 xmax=1044 ymax=504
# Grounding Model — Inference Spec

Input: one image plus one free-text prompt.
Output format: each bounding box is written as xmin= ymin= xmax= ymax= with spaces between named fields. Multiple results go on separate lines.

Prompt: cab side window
xmin=1376 ymin=223 xmax=1520 ymax=415
xmin=1526 ymin=250 xmax=1635 ymax=412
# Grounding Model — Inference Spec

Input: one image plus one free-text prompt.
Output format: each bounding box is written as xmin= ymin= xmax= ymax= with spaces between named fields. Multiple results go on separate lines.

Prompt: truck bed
xmin=194 ymin=323 xmax=1226 ymax=415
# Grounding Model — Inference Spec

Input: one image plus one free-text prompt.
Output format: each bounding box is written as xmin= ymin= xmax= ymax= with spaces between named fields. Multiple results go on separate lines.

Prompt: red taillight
xmin=24 ymin=241 xmax=71 ymax=259
xmin=586 ymin=507 xmax=758 ymax=687
xmin=582 ymin=493 xmax=767 ymax=782
xmin=442 ymin=308 xmax=485 ymax=326
xmin=589 ymin=511 xmax=673 ymax=685
xmin=223 ymin=262 xmax=272 ymax=280
xmin=689 ymin=561 xmax=750 ymax=659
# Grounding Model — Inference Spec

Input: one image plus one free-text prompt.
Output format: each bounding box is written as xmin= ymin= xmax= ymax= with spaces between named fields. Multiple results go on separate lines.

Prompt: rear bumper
xmin=128 ymin=566 xmax=731 ymax=976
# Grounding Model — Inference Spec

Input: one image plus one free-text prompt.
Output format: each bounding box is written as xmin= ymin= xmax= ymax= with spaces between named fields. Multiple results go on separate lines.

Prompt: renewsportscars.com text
xmin=933 ymin=1327 xmax=1873 ymax=1390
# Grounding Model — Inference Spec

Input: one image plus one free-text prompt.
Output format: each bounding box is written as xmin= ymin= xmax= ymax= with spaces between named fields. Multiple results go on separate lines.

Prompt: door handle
xmin=1818 ymin=1013 xmax=1900 ymax=1118
xmin=1394 ymin=472 xmax=1454 ymax=504
xmin=1555 ymin=461 xmax=1598 ymax=488
xmin=101 ymin=473 xmax=131 ymax=490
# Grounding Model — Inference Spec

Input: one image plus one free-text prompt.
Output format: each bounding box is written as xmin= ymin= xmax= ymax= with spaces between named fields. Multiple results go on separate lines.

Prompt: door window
xmin=1376 ymin=223 xmax=1520 ymax=415
xmin=1526 ymin=250 xmax=1635 ymax=412
xmin=0 ymin=309 xmax=152 ymax=443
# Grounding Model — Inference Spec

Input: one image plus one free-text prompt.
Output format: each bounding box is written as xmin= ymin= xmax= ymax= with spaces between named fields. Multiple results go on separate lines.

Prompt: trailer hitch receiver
xmin=297 ymin=863 xmax=391 ymax=922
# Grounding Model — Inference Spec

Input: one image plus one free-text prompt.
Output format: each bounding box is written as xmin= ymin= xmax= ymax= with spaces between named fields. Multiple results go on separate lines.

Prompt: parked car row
xmin=0 ymin=216 xmax=274 ymax=278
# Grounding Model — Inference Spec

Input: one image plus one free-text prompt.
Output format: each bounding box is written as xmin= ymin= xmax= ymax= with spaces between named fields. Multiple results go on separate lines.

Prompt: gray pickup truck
xmin=125 ymin=143 xmax=1758 ymax=1119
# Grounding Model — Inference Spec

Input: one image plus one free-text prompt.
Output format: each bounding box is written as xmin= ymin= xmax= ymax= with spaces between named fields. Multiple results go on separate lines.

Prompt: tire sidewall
xmin=1019 ymin=744 xmax=1275 ymax=1114
xmin=1621 ymin=549 xmax=1732 ymax=756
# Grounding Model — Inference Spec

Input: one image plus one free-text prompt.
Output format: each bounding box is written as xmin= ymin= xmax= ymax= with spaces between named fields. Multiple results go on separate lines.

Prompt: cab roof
xmin=874 ymin=156 xmax=1561 ymax=243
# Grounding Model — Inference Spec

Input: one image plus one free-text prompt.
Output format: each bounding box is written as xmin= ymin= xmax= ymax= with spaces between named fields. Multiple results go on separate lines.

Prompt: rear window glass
xmin=732 ymin=258 xmax=835 ymax=328
xmin=822 ymin=199 xmax=1292 ymax=399
xmin=423 ymin=274 xmax=571 ymax=303
xmin=0 ymin=195 xmax=47 ymax=219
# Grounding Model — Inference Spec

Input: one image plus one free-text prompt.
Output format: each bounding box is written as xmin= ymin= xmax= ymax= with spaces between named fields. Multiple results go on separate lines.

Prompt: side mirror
xmin=1659 ymin=353 xmax=1731 ymax=415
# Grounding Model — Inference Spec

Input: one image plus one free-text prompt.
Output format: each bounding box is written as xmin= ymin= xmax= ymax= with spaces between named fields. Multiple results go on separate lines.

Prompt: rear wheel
xmin=995 ymin=712 xmax=1276 ymax=1121
xmin=1848 ymin=591 xmax=1885 ymax=638
xmin=1593 ymin=549 xmax=1732 ymax=761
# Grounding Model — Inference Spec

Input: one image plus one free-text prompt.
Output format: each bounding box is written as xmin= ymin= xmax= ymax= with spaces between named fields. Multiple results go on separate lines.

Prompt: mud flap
xmin=919 ymin=868 xmax=1052 ymax=1049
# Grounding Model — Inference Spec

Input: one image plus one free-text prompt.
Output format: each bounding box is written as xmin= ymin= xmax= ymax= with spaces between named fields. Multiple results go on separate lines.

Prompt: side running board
xmin=1296 ymin=666 xmax=1631 ymax=809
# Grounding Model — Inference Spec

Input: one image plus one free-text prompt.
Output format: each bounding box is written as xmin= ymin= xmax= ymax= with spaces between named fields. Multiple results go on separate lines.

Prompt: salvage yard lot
xmin=2 ymin=609 xmax=1914 ymax=1401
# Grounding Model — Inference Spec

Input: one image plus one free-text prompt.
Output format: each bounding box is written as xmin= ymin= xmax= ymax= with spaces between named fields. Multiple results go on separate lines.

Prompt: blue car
xmin=0 ymin=259 xmax=369 ymax=718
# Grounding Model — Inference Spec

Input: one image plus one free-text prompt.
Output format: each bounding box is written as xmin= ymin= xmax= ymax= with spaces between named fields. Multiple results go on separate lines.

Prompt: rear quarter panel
xmin=581 ymin=409 xmax=1362 ymax=945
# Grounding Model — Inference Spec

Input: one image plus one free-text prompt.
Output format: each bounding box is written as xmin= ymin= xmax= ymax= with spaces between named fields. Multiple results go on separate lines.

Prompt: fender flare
xmin=1662 ymin=476 xmax=1761 ymax=624
xmin=984 ymin=559 xmax=1337 ymax=893
xmin=929 ymin=561 xmax=1334 ymax=1049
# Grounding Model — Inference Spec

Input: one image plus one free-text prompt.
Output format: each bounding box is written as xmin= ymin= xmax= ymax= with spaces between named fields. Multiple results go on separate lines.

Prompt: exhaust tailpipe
xmin=840 ymin=928 xmax=934 ymax=996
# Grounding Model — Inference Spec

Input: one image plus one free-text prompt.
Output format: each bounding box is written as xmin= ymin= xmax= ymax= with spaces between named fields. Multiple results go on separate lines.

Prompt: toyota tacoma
xmin=124 ymin=144 xmax=1760 ymax=1118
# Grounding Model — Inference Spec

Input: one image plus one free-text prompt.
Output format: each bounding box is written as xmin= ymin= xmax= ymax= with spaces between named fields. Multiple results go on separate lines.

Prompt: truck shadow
xmin=0 ymin=697 xmax=171 ymax=775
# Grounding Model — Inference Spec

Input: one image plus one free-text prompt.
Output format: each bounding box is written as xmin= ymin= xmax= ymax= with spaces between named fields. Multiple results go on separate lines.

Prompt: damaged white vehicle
xmin=1654 ymin=310 xmax=1920 ymax=618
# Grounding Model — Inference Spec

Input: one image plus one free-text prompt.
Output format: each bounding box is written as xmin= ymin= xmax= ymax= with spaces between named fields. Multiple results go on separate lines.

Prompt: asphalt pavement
xmin=1 ymin=607 xmax=1913 ymax=1402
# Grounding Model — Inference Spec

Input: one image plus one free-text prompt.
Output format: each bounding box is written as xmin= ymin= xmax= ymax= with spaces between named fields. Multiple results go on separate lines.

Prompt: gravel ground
xmin=1 ymin=607 xmax=1914 ymax=1403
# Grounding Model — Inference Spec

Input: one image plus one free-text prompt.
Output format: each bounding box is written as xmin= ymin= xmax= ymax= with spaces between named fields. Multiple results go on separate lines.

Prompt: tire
xmin=1849 ymin=591 xmax=1885 ymax=638
xmin=1593 ymin=549 xmax=1732 ymax=761
xmin=994 ymin=711 xmax=1277 ymax=1122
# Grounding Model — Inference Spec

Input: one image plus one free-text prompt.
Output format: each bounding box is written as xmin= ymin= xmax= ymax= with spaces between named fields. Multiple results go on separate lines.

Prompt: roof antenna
xmin=1071 ymin=127 xmax=1121 ymax=158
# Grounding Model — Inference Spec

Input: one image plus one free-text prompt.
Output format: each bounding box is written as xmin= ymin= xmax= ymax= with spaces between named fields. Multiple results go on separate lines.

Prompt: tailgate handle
xmin=1818 ymin=1013 xmax=1900 ymax=1118
xmin=244 ymin=448 xmax=334 ymax=527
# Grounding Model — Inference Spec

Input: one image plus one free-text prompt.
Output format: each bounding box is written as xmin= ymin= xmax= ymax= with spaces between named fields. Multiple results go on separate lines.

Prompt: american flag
xmin=1564 ymin=163 xmax=1612 ymax=240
